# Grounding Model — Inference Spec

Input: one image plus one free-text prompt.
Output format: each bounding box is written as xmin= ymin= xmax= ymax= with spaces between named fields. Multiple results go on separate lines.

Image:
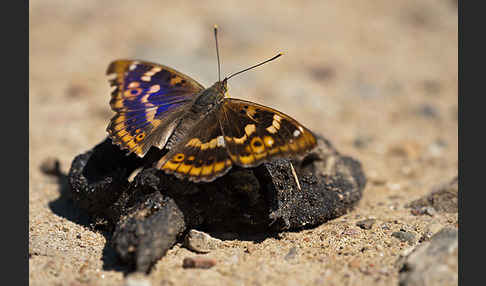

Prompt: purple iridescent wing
xmin=106 ymin=60 xmax=204 ymax=157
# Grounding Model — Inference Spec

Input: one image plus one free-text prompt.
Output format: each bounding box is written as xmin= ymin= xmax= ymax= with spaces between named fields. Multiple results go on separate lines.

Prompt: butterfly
xmin=106 ymin=26 xmax=317 ymax=183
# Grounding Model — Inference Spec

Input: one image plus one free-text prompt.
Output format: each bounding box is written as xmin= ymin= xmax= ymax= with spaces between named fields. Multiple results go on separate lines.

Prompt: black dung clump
xmin=68 ymin=135 xmax=366 ymax=273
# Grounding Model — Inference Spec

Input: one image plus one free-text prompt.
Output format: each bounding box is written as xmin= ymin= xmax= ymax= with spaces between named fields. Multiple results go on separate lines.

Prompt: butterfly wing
xmin=218 ymin=98 xmax=317 ymax=167
xmin=155 ymin=109 xmax=233 ymax=183
xmin=106 ymin=60 xmax=205 ymax=157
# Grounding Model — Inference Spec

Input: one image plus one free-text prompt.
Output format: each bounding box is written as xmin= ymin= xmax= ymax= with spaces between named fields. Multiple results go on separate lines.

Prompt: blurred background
xmin=29 ymin=0 xmax=457 ymax=285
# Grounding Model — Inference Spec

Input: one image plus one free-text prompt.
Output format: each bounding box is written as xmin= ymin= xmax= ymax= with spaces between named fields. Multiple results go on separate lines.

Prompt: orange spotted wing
xmin=219 ymin=99 xmax=317 ymax=167
xmin=156 ymin=97 xmax=317 ymax=182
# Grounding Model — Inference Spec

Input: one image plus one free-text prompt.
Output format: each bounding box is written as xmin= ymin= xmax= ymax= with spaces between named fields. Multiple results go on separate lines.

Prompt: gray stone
xmin=398 ymin=227 xmax=458 ymax=286
xmin=356 ymin=218 xmax=376 ymax=230
xmin=392 ymin=231 xmax=416 ymax=244
xmin=284 ymin=247 xmax=298 ymax=260
xmin=407 ymin=176 xmax=458 ymax=213
xmin=184 ymin=229 xmax=223 ymax=253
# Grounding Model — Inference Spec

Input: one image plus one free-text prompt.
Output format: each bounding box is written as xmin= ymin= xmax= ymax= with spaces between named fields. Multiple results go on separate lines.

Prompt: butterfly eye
xmin=173 ymin=153 xmax=185 ymax=162
xmin=135 ymin=132 xmax=145 ymax=141
xmin=251 ymin=137 xmax=265 ymax=153
xmin=125 ymin=88 xmax=142 ymax=97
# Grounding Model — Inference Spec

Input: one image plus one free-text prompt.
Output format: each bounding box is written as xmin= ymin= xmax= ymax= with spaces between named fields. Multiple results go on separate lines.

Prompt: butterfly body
xmin=163 ymin=81 xmax=227 ymax=149
xmin=106 ymin=60 xmax=317 ymax=183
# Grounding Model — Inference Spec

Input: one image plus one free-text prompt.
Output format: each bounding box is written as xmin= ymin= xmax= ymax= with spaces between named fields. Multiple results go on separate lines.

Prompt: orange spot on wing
xmin=172 ymin=153 xmax=185 ymax=162
xmin=264 ymin=136 xmax=274 ymax=147
xmin=163 ymin=160 xmax=180 ymax=171
xmin=170 ymin=77 xmax=183 ymax=85
xmin=114 ymin=115 xmax=126 ymax=124
xmin=117 ymin=129 xmax=128 ymax=138
xmin=135 ymin=132 xmax=145 ymax=141
xmin=239 ymin=155 xmax=254 ymax=165
xmin=201 ymin=164 xmax=214 ymax=176
xmin=250 ymin=137 xmax=265 ymax=153
xmin=213 ymin=161 xmax=226 ymax=172
xmin=112 ymin=100 xmax=124 ymax=109
xmin=189 ymin=166 xmax=202 ymax=176
xmin=176 ymin=163 xmax=192 ymax=174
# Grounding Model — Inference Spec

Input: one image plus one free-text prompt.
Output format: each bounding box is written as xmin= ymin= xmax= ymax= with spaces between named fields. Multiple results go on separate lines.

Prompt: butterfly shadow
xmin=47 ymin=170 xmax=91 ymax=228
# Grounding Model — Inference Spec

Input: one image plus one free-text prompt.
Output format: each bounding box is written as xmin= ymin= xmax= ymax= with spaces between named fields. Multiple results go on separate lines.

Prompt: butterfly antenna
xmin=214 ymin=24 xmax=221 ymax=82
xmin=226 ymin=52 xmax=284 ymax=81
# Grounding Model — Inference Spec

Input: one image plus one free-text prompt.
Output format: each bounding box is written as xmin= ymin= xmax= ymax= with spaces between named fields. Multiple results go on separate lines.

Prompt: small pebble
xmin=124 ymin=274 xmax=151 ymax=286
xmin=416 ymin=104 xmax=439 ymax=119
xmin=284 ymin=247 xmax=298 ymax=260
xmin=182 ymin=257 xmax=216 ymax=269
xmin=342 ymin=228 xmax=360 ymax=236
xmin=381 ymin=223 xmax=391 ymax=231
xmin=392 ymin=231 xmax=416 ymax=244
xmin=184 ymin=229 xmax=222 ymax=253
xmin=356 ymin=219 xmax=376 ymax=230
xmin=427 ymin=142 xmax=445 ymax=158
xmin=410 ymin=208 xmax=423 ymax=216
xmin=411 ymin=206 xmax=437 ymax=217
xmin=423 ymin=207 xmax=437 ymax=216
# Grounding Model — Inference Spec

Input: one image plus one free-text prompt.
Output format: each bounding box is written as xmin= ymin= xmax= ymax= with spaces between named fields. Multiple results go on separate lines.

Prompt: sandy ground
xmin=29 ymin=1 xmax=458 ymax=285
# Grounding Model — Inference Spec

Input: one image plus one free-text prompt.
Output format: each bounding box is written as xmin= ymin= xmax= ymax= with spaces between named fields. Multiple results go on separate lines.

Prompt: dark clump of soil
xmin=68 ymin=135 xmax=366 ymax=273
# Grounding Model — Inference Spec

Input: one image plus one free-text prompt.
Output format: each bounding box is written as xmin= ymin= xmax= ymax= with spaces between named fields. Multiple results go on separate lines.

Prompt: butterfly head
xmin=213 ymin=79 xmax=229 ymax=98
